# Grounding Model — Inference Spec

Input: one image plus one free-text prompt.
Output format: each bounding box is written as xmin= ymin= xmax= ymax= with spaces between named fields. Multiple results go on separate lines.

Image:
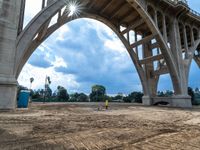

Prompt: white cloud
xmin=104 ymin=38 xmax=126 ymax=54
xmin=84 ymin=19 xmax=115 ymax=38
xmin=85 ymin=19 xmax=129 ymax=54
xmin=39 ymin=43 xmax=52 ymax=52
xmin=55 ymin=24 xmax=70 ymax=41
xmin=52 ymin=56 xmax=68 ymax=68
xmin=18 ymin=63 xmax=79 ymax=92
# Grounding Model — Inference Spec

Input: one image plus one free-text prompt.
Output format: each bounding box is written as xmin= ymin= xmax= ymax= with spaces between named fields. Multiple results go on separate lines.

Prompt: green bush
xmin=57 ymin=86 xmax=69 ymax=101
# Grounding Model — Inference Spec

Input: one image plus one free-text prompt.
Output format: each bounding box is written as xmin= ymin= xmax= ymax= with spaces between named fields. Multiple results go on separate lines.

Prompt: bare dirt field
xmin=1 ymin=103 xmax=200 ymax=150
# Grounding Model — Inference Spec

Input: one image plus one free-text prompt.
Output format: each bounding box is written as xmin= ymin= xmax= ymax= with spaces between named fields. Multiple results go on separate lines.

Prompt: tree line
xmin=18 ymin=78 xmax=200 ymax=105
xmin=18 ymin=84 xmax=143 ymax=103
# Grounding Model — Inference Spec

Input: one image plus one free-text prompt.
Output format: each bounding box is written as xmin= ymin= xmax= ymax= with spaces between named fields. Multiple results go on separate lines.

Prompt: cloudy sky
xmin=18 ymin=0 xmax=200 ymax=94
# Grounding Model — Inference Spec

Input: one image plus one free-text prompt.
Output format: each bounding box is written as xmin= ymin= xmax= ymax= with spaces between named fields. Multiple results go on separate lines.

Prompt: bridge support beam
xmin=151 ymin=95 xmax=192 ymax=108
xmin=166 ymin=17 xmax=192 ymax=108
xmin=142 ymin=96 xmax=152 ymax=105
xmin=0 ymin=80 xmax=17 ymax=110
xmin=0 ymin=0 xmax=22 ymax=109
xmin=170 ymin=95 xmax=192 ymax=108
xmin=141 ymin=38 xmax=160 ymax=106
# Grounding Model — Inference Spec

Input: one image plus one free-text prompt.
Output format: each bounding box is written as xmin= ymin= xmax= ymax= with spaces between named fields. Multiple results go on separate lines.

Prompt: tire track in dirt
xmin=1 ymin=103 xmax=200 ymax=150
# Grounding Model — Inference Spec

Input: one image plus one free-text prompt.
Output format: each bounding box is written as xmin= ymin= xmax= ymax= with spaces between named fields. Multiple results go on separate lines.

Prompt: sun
xmin=68 ymin=4 xmax=77 ymax=16
xmin=64 ymin=0 xmax=82 ymax=17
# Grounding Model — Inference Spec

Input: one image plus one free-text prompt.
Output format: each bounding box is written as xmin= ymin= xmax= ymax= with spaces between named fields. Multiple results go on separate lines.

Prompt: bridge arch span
xmin=15 ymin=0 xmax=189 ymax=106
xmin=17 ymin=14 xmax=151 ymax=94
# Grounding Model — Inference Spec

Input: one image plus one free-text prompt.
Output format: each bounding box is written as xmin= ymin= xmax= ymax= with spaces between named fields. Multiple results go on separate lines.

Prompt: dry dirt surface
xmin=1 ymin=103 xmax=200 ymax=150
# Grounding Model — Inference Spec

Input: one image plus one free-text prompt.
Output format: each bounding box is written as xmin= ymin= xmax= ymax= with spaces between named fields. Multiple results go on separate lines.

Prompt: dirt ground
xmin=0 ymin=103 xmax=200 ymax=150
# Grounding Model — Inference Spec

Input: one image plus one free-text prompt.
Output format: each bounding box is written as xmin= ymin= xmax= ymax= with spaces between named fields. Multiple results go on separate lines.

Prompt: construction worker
xmin=105 ymin=99 xmax=108 ymax=110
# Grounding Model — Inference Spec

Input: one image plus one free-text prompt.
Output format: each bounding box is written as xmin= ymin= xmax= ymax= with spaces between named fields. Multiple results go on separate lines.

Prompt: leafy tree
xmin=112 ymin=94 xmax=123 ymax=101
xmin=158 ymin=90 xmax=173 ymax=97
xmin=40 ymin=89 xmax=44 ymax=96
xmin=123 ymin=97 xmax=132 ymax=103
xmin=188 ymin=87 xmax=195 ymax=105
xmin=103 ymin=95 xmax=112 ymax=101
xmin=158 ymin=91 xmax=165 ymax=97
xmin=165 ymin=90 xmax=173 ymax=97
xmin=123 ymin=93 xmax=133 ymax=103
xmin=77 ymin=93 xmax=89 ymax=102
xmin=44 ymin=76 xmax=51 ymax=98
xmin=89 ymin=85 xmax=106 ymax=102
xmin=32 ymin=90 xmax=41 ymax=99
xmin=133 ymin=92 xmax=144 ymax=103
xmin=69 ymin=93 xmax=79 ymax=102
xmin=123 ymin=92 xmax=143 ymax=103
xmin=46 ymin=86 xmax=52 ymax=97
xmin=92 ymin=85 xmax=106 ymax=94
xmin=195 ymin=87 xmax=199 ymax=93
xmin=57 ymin=86 xmax=69 ymax=101
xmin=47 ymin=76 xmax=51 ymax=84
xmin=69 ymin=92 xmax=90 ymax=102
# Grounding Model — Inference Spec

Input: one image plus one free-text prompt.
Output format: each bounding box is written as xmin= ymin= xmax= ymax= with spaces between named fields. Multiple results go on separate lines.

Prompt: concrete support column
xmin=183 ymin=24 xmax=189 ymax=58
xmin=142 ymin=95 xmax=152 ymax=105
xmin=170 ymin=95 xmax=192 ymax=108
xmin=154 ymin=11 xmax=158 ymax=27
xmin=0 ymin=77 xmax=18 ymax=109
xmin=135 ymin=32 xmax=138 ymax=57
xmin=198 ymin=29 xmax=200 ymax=39
xmin=0 ymin=0 xmax=22 ymax=109
xmin=168 ymin=18 xmax=192 ymax=108
xmin=162 ymin=15 xmax=168 ymax=41
xmin=42 ymin=0 xmax=46 ymax=9
xmin=190 ymin=27 xmax=195 ymax=47
xmin=142 ymin=39 xmax=159 ymax=106
xmin=127 ymin=31 xmax=130 ymax=44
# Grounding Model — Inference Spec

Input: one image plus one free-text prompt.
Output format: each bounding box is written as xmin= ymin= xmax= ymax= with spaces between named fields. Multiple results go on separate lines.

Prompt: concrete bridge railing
xmin=168 ymin=0 xmax=188 ymax=5
xmin=167 ymin=0 xmax=200 ymax=18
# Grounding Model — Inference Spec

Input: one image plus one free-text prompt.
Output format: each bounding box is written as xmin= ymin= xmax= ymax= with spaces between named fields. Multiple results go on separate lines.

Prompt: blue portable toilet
xmin=17 ymin=90 xmax=30 ymax=108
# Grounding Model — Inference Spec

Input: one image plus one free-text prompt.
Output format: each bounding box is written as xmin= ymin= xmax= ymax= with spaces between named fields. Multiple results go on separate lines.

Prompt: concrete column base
xmin=171 ymin=95 xmax=192 ymax=108
xmin=0 ymin=85 xmax=17 ymax=110
xmin=0 ymin=77 xmax=17 ymax=110
xmin=142 ymin=96 xmax=152 ymax=105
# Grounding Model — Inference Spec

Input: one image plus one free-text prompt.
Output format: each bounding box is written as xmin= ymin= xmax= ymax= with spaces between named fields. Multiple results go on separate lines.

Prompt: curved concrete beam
xmin=16 ymin=12 xmax=150 ymax=95
xmin=127 ymin=0 xmax=181 ymax=94
xmin=15 ymin=0 xmax=181 ymax=95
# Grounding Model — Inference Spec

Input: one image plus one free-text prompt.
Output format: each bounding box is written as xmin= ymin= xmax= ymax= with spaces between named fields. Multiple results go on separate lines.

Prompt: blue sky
xmin=18 ymin=0 xmax=200 ymax=94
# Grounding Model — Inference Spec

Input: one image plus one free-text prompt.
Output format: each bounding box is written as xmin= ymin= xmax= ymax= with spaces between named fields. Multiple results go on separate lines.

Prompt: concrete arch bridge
xmin=0 ymin=0 xmax=200 ymax=109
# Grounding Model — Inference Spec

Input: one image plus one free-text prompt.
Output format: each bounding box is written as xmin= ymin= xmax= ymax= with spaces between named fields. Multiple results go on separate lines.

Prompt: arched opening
xmin=157 ymin=74 xmax=173 ymax=94
xmin=194 ymin=48 xmax=200 ymax=68
xmin=188 ymin=59 xmax=200 ymax=104
xmin=16 ymin=0 xmax=182 ymax=106
xmin=154 ymin=74 xmax=174 ymax=105
xmin=18 ymin=18 xmax=141 ymax=96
